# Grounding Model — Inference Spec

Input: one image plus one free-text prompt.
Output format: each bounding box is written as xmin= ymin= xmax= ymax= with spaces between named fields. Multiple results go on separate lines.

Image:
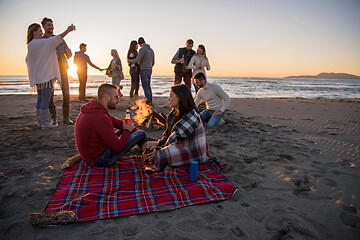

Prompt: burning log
xmin=131 ymin=98 xmax=166 ymax=129
xmin=142 ymin=111 xmax=166 ymax=129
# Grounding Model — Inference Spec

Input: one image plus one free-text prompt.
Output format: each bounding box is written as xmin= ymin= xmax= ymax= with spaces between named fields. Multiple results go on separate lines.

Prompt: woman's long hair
xmin=197 ymin=44 xmax=207 ymax=59
xmin=127 ymin=40 xmax=138 ymax=59
xmin=111 ymin=49 xmax=120 ymax=59
xmin=27 ymin=23 xmax=40 ymax=44
xmin=171 ymin=84 xmax=197 ymax=118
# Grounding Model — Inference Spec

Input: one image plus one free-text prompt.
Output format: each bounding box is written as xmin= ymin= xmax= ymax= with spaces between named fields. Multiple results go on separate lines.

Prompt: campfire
xmin=131 ymin=99 xmax=166 ymax=129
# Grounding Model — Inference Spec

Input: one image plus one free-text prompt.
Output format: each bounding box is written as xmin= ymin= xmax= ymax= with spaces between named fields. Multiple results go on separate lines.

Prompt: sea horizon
xmin=1 ymin=75 xmax=360 ymax=99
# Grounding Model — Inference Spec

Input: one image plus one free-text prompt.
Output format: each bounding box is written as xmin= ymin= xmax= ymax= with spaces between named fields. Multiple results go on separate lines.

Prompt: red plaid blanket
xmin=45 ymin=156 xmax=236 ymax=222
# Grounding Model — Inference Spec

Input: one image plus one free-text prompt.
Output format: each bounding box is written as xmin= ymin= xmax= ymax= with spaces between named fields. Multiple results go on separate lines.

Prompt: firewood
xmin=152 ymin=111 xmax=166 ymax=125
xmin=61 ymin=154 xmax=82 ymax=169
xmin=146 ymin=114 xmax=154 ymax=128
xmin=29 ymin=211 xmax=78 ymax=226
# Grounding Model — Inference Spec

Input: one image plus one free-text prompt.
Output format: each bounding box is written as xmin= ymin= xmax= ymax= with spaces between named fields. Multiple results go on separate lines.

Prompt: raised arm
xmin=60 ymin=24 xmax=75 ymax=39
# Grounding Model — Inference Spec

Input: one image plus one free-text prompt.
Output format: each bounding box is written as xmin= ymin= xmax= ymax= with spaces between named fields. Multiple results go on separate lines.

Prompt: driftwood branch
xmin=29 ymin=211 xmax=78 ymax=226
xmin=61 ymin=154 xmax=82 ymax=169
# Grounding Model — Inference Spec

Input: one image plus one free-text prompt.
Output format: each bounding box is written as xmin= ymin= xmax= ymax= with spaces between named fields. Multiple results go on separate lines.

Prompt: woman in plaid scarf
xmin=145 ymin=84 xmax=210 ymax=173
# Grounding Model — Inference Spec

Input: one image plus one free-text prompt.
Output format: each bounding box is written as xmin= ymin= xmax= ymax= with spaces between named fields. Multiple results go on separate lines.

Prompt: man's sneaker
xmin=50 ymin=118 xmax=58 ymax=125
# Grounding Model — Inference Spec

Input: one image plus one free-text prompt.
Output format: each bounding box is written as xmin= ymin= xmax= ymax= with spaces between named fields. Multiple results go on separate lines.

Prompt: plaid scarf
xmin=155 ymin=109 xmax=210 ymax=170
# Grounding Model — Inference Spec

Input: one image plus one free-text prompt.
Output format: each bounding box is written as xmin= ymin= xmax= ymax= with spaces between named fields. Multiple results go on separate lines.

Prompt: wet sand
xmin=0 ymin=95 xmax=359 ymax=239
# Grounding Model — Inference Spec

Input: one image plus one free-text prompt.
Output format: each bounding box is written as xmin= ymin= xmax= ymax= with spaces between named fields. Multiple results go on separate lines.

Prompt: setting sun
xmin=67 ymin=63 xmax=77 ymax=78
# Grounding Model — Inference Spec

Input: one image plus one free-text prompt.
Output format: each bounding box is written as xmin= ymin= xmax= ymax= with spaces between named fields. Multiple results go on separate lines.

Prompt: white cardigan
xmin=26 ymin=35 xmax=62 ymax=88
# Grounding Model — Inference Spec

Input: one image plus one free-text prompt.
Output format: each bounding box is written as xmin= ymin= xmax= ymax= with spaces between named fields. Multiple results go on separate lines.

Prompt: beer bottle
xmin=125 ymin=110 xmax=131 ymax=124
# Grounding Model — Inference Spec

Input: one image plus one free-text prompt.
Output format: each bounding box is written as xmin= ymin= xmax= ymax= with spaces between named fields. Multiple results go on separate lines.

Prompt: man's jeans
xmin=49 ymin=67 xmax=71 ymax=118
xmin=78 ymin=70 xmax=88 ymax=100
xmin=200 ymin=109 xmax=225 ymax=127
xmin=91 ymin=130 xmax=147 ymax=167
xmin=140 ymin=69 xmax=152 ymax=103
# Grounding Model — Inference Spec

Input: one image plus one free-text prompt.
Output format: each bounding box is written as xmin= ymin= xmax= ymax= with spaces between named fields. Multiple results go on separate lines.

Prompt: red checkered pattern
xmin=45 ymin=156 xmax=235 ymax=222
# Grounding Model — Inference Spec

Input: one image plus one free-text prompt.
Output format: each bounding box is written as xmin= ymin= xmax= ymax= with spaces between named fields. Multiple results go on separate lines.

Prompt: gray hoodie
xmin=128 ymin=44 xmax=155 ymax=70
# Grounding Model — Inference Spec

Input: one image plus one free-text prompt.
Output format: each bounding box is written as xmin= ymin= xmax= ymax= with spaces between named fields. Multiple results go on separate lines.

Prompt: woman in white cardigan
xmin=188 ymin=45 xmax=210 ymax=93
xmin=26 ymin=23 xmax=75 ymax=129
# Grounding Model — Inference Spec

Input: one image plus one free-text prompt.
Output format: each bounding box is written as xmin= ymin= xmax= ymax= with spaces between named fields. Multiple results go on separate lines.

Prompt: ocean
xmin=0 ymin=75 xmax=359 ymax=99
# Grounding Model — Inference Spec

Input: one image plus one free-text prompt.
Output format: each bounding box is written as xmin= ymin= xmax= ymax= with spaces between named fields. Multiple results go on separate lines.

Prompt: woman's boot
xmin=35 ymin=109 xmax=41 ymax=128
xmin=40 ymin=110 xmax=58 ymax=129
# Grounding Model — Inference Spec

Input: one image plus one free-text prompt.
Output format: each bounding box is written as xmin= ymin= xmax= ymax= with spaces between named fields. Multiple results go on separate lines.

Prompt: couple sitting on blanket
xmin=73 ymin=83 xmax=210 ymax=173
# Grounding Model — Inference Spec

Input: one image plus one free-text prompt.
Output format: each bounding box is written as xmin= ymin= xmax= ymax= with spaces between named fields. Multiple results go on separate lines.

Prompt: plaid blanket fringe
xmin=45 ymin=156 xmax=236 ymax=222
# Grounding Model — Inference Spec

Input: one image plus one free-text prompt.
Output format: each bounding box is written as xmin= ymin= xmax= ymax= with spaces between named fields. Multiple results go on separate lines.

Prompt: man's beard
xmin=108 ymin=101 xmax=117 ymax=110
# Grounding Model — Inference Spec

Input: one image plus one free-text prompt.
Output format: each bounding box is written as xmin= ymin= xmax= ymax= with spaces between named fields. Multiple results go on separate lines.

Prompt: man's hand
xmin=123 ymin=120 xmax=135 ymax=132
xmin=67 ymin=24 xmax=76 ymax=32
xmin=212 ymin=110 xmax=223 ymax=116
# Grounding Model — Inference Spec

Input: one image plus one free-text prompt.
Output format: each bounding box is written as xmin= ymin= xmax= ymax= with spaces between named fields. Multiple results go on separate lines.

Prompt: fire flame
xmin=131 ymin=98 xmax=152 ymax=125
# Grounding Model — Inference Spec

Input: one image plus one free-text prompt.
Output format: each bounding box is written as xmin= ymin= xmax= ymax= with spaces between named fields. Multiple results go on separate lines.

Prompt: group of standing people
xmin=74 ymin=36 xmax=155 ymax=106
xmin=25 ymin=17 xmax=156 ymax=129
xmin=172 ymin=39 xmax=229 ymax=127
xmin=171 ymin=39 xmax=210 ymax=92
xmin=25 ymin=17 xmax=230 ymax=174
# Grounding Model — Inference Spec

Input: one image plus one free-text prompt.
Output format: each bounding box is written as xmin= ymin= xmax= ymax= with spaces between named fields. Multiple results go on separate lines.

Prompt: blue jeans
xmin=140 ymin=69 xmax=152 ymax=103
xmin=36 ymin=86 xmax=53 ymax=110
xmin=200 ymin=109 xmax=225 ymax=127
xmin=91 ymin=130 xmax=147 ymax=167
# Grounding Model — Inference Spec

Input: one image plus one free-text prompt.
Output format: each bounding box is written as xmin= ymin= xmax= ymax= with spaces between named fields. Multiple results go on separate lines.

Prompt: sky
xmin=0 ymin=0 xmax=359 ymax=78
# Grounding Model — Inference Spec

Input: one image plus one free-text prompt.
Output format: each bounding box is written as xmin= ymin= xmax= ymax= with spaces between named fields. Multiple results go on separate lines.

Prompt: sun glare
xmin=67 ymin=63 xmax=78 ymax=78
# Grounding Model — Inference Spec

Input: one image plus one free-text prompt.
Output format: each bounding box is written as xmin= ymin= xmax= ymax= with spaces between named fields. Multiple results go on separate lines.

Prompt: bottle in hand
xmin=125 ymin=110 xmax=131 ymax=124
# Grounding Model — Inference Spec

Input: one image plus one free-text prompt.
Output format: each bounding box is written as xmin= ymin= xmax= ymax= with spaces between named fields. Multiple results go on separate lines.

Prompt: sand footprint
xmin=339 ymin=205 xmax=360 ymax=227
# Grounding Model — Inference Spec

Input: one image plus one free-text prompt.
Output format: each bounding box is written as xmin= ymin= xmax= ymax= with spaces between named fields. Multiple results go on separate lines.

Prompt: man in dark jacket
xmin=171 ymin=39 xmax=196 ymax=90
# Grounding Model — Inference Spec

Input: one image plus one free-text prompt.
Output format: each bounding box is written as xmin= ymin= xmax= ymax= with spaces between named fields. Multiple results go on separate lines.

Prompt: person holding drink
xmin=72 ymin=84 xmax=148 ymax=167
xmin=171 ymin=39 xmax=196 ymax=90
xmin=143 ymin=84 xmax=210 ymax=174
xmin=188 ymin=45 xmax=210 ymax=93
xmin=105 ymin=49 xmax=124 ymax=87
xmin=26 ymin=22 xmax=75 ymax=129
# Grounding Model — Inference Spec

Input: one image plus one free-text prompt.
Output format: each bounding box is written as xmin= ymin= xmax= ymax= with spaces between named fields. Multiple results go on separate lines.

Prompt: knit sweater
xmin=194 ymin=82 xmax=231 ymax=112
xmin=188 ymin=54 xmax=210 ymax=77
xmin=26 ymin=35 xmax=63 ymax=88
xmin=75 ymin=99 xmax=135 ymax=164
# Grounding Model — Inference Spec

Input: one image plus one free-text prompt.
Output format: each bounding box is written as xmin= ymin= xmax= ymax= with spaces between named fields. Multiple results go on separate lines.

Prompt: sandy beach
xmin=0 ymin=94 xmax=359 ymax=239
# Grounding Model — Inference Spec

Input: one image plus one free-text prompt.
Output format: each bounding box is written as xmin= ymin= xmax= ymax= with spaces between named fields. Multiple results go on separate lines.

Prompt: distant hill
xmin=285 ymin=72 xmax=360 ymax=80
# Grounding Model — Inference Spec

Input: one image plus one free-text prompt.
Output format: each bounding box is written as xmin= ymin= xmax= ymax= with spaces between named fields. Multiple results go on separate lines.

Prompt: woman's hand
xmin=146 ymin=146 xmax=157 ymax=163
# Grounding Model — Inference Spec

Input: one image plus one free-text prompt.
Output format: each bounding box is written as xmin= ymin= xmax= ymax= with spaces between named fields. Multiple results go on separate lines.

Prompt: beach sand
xmin=0 ymin=95 xmax=359 ymax=239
